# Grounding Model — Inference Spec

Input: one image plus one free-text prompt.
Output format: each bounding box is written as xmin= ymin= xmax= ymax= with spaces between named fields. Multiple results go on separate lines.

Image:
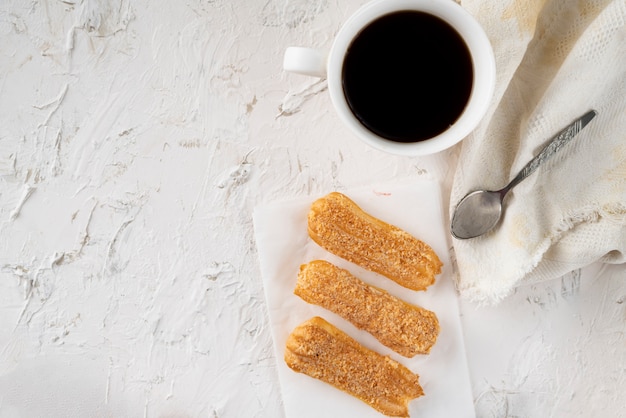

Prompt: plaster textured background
xmin=0 ymin=1 xmax=624 ymax=417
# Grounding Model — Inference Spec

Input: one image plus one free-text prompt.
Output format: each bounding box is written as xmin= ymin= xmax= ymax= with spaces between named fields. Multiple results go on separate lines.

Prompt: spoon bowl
xmin=450 ymin=190 xmax=503 ymax=239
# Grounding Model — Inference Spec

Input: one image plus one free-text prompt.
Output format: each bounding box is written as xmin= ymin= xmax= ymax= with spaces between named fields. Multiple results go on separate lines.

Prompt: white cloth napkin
xmin=451 ymin=0 xmax=626 ymax=304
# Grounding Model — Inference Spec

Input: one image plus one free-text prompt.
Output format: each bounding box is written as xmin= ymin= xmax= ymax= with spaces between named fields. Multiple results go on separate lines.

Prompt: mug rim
xmin=327 ymin=0 xmax=496 ymax=156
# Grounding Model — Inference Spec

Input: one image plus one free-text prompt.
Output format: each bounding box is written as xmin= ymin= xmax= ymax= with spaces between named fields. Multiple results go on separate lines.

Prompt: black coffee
xmin=342 ymin=11 xmax=473 ymax=143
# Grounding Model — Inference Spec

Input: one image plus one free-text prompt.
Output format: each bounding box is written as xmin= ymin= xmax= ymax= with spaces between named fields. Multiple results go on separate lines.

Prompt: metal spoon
xmin=450 ymin=110 xmax=597 ymax=240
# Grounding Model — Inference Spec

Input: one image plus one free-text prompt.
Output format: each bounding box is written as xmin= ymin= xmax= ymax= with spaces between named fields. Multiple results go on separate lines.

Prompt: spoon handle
xmin=502 ymin=110 xmax=597 ymax=194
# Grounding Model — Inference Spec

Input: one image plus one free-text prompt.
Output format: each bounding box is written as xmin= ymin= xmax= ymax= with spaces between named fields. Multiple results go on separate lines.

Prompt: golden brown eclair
xmin=295 ymin=260 xmax=439 ymax=357
xmin=307 ymin=192 xmax=442 ymax=291
xmin=285 ymin=316 xmax=423 ymax=417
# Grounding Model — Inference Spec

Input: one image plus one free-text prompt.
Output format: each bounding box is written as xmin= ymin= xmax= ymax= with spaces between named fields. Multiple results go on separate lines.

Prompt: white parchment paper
xmin=253 ymin=178 xmax=474 ymax=417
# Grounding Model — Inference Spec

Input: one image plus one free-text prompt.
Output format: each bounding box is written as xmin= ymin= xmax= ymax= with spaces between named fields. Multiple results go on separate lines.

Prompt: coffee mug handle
xmin=283 ymin=47 xmax=327 ymax=77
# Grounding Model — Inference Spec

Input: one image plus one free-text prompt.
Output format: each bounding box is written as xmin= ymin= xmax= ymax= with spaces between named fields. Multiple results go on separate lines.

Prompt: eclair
xmin=295 ymin=260 xmax=439 ymax=357
xmin=285 ymin=316 xmax=423 ymax=417
xmin=307 ymin=192 xmax=442 ymax=291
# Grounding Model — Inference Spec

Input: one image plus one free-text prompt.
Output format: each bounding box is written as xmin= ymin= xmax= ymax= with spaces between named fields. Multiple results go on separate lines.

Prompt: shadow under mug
xmin=283 ymin=0 xmax=496 ymax=156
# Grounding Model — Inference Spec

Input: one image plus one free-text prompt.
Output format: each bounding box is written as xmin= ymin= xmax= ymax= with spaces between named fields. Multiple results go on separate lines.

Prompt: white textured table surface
xmin=0 ymin=1 xmax=624 ymax=417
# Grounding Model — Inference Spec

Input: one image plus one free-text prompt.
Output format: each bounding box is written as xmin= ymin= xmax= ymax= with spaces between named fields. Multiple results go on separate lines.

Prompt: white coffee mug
xmin=283 ymin=0 xmax=495 ymax=156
